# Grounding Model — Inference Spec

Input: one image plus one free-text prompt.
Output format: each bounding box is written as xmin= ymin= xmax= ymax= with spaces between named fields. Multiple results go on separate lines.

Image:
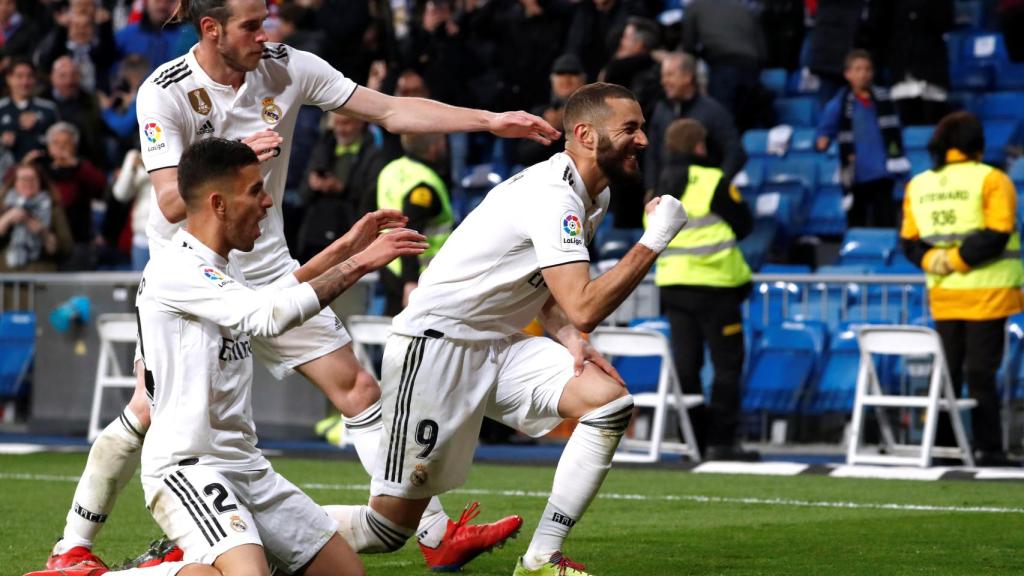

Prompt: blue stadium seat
xmin=765 ymin=157 xmax=818 ymax=190
xmin=845 ymin=302 xmax=903 ymax=324
xmin=1008 ymin=158 xmax=1024 ymax=182
xmin=801 ymin=185 xmax=847 ymax=237
xmin=761 ymin=68 xmax=788 ymax=96
xmin=773 ymin=97 xmax=819 ymax=127
xmin=735 ymin=157 xmax=765 ymax=197
xmin=902 ymin=126 xmax=935 ymax=151
xmin=743 ymin=320 xmax=827 ymax=414
xmin=971 ymin=92 xmax=1024 ymax=121
xmin=804 ymin=325 xmax=860 ymax=414
xmin=0 ymin=312 xmax=35 ymax=398
xmin=949 ymin=31 xmax=998 ymax=90
xmin=790 ymin=128 xmax=818 ymax=153
xmin=746 ymin=278 xmax=802 ymax=333
xmin=742 ymin=129 xmax=770 ymax=156
xmin=877 ymin=252 xmax=924 ymax=275
xmin=595 ymin=228 xmax=642 ymax=260
xmin=997 ymin=313 xmax=1024 ymax=400
xmin=760 ymin=263 xmax=812 ymax=274
xmin=983 ymin=120 xmax=1019 ymax=167
xmin=907 ymin=150 xmax=933 ymax=176
xmin=738 ymin=218 xmax=777 ymax=271
xmin=838 ymin=228 xmax=898 ymax=267
xmin=815 ymin=155 xmax=840 ymax=185
xmin=609 ymin=318 xmax=673 ymax=395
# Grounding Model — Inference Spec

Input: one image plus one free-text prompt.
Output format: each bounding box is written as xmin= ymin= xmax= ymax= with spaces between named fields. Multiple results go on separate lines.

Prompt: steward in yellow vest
xmin=651 ymin=118 xmax=756 ymax=461
xmin=376 ymin=133 xmax=454 ymax=316
xmin=899 ymin=111 xmax=1022 ymax=466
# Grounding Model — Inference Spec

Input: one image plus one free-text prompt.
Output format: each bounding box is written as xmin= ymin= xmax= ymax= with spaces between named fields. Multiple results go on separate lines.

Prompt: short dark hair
xmin=928 ymin=111 xmax=985 ymax=169
xmin=563 ymin=82 xmax=637 ymax=138
xmin=178 ymin=138 xmax=259 ymax=209
xmin=627 ymin=17 xmax=659 ymax=51
xmin=665 ymin=118 xmax=706 ymax=156
xmin=6 ymin=57 xmax=35 ymax=76
xmin=844 ymin=49 xmax=873 ymax=70
xmin=171 ymin=0 xmax=233 ymax=32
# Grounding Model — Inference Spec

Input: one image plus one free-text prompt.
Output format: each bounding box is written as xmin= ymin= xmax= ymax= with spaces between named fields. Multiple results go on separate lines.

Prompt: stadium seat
xmin=847 ymin=325 xmax=977 ymax=467
xmin=801 ymin=185 xmax=846 ymax=237
xmin=761 ymin=68 xmax=788 ymax=96
xmin=789 ymin=128 xmax=818 ymax=153
xmin=773 ymin=97 xmax=818 ymax=127
xmin=738 ymin=217 xmax=777 ymax=271
xmin=837 ymin=228 xmax=898 ymax=267
xmin=595 ymin=227 xmax=639 ymax=261
xmin=589 ymin=327 xmax=703 ymax=463
xmin=759 ymin=263 xmax=812 ymax=274
xmin=742 ymin=129 xmax=770 ymax=156
xmin=902 ymin=126 xmax=935 ymax=151
xmin=1008 ymin=158 xmax=1024 ymax=182
xmin=88 ymin=314 xmax=139 ymax=442
xmin=746 ymin=277 xmax=802 ymax=332
xmin=845 ymin=302 xmax=904 ymax=325
xmin=971 ymin=92 xmax=1024 ymax=121
xmin=804 ymin=325 xmax=860 ymax=414
xmin=765 ymin=157 xmax=817 ymax=190
xmin=0 ymin=312 xmax=35 ymax=398
xmin=907 ymin=150 xmax=933 ymax=176
xmin=743 ymin=320 xmax=827 ymax=414
xmin=734 ymin=157 xmax=765 ymax=197
xmin=982 ymin=119 xmax=1019 ymax=167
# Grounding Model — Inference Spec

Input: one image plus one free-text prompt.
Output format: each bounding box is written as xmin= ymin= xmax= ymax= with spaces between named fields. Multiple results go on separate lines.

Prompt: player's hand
xmin=569 ymin=338 xmax=625 ymax=385
xmin=638 ymin=195 xmax=688 ymax=253
xmin=241 ymin=130 xmax=284 ymax=163
xmin=341 ymin=209 xmax=409 ymax=254
xmin=357 ymin=228 xmax=428 ymax=270
xmin=488 ymin=110 xmax=561 ymax=145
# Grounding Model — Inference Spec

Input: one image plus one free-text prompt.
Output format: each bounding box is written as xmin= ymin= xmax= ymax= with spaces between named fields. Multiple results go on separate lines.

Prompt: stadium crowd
xmin=1 ymin=0 xmax=1018 ymax=274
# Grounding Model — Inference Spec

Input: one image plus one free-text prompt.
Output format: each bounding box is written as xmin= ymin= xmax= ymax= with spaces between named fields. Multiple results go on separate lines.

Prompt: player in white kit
xmin=27 ymin=139 xmax=430 ymax=576
xmin=45 ymin=0 xmax=558 ymax=572
xmin=323 ymin=84 xmax=689 ymax=576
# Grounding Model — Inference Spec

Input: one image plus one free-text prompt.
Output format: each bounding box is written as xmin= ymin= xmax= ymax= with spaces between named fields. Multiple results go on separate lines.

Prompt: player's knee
xmin=579 ymin=394 xmax=634 ymax=435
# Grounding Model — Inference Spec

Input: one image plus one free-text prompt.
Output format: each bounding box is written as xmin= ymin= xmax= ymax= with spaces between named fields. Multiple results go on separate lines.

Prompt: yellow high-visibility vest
xmin=377 ymin=157 xmax=453 ymax=277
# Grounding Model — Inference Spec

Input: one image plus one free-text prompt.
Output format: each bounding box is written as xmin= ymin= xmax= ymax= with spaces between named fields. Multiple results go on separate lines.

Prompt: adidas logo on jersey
xmin=197 ymin=120 xmax=215 ymax=136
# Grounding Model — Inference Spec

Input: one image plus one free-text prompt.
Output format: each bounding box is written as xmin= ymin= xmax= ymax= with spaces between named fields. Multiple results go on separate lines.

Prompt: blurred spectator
xmin=35 ymin=121 xmax=107 ymax=270
xmin=110 ymin=148 xmax=150 ymax=270
xmin=316 ymin=0 xmax=373 ymax=85
xmin=565 ymin=0 xmax=642 ymax=81
xmin=36 ymin=1 xmax=117 ymax=93
xmin=466 ymin=0 xmax=571 ymax=113
xmin=1000 ymin=0 xmax=1024 ymax=61
xmin=0 ymin=59 xmax=59 ymax=162
xmin=645 ymin=52 xmax=747 ymax=195
xmin=267 ymin=2 xmax=324 ymax=55
xmin=815 ymin=50 xmax=908 ymax=228
xmin=99 ymin=53 xmax=148 ymax=161
xmin=515 ymin=54 xmax=584 ymax=167
xmin=600 ymin=16 xmax=660 ymax=115
xmin=380 ymin=68 xmax=430 ymax=161
xmin=759 ymin=0 xmax=806 ymax=70
xmin=880 ymin=0 xmax=954 ymax=126
xmin=47 ymin=56 xmax=108 ymax=169
xmin=651 ymin=118 xmax=756 ymax=461
xmin=0 ymin=0 xmax=41 ymax=68
xmin=0 ymin=162 xmax=69 ymax=271
xmin=400 ymin=0 xmax=474 ymax=108
xmin=114 ymin=0 xmax=194 ymax=75
xmin=681 ymin=0 xmax=767 ymax=130
xmin=806 ymin=0 xmax=883 ymax=105
xmin=376 ymin=132 xmax=452 ymax=316
xmin=296 ymin=114 xmax=386 ymax=263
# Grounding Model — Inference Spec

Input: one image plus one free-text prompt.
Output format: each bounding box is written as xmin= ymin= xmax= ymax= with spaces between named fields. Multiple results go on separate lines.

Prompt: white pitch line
xmin=3 ymin=473 xmax=1016 ymax=515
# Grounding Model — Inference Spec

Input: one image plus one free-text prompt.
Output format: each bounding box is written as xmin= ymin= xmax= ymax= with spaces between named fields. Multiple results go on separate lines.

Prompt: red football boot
xmin=45 ymin=547 xmax=107 ymax=571
xmin=25 ymin=562 xmax=109 ymax=576
xmin=419 ymin=502 xmax=524 ymax=572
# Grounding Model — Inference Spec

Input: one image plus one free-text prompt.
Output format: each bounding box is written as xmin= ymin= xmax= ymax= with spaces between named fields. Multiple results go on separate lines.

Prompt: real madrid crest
xmin=229 ymin=514 xmax=248 ymax=532
xmin=187 ymin=88 xmax=213 ymax=115
xmin=261 ymin=97 xmax=282 ymax=125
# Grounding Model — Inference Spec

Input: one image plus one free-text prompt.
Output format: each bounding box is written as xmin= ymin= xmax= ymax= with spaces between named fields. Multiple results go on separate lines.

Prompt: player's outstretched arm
xmin=541 ymin=195 xmax=688 ymax=333
xmin=338 ymin=87 xmax=561 ymax=144
xmin=308 ymin=228 xmax=427 ymax=306
xmin=293 ymin=209 xmax=408 ymax=283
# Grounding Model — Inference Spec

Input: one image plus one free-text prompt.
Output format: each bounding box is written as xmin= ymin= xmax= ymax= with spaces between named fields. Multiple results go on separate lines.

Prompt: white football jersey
xmin=393 ymin=152 xmax=609 ymax=340
xmin=136 ymin=229 xmax=322 ymax=477
xmin=137 ymin=43 xmax=357 ymax=287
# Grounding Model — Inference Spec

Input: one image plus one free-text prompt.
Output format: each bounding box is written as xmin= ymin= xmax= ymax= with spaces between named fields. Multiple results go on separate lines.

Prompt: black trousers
xmin=934 ymin=318 xmax=1006 ymax=453
xmin=848 ymin=177 xmax=896 ymax=228
xmin=660 ymin=285 xmax=747 ymax=449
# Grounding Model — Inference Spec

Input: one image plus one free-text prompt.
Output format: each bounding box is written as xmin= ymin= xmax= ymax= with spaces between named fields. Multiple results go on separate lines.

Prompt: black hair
xmin=563 ymin=82 xmax=637 ymax=138
xmin=171 ymin=0 xmax=233 ymax=32
xmin=178 ymin=138 xmax=259 ymax=208
xmin=928 ymin=111 xmax=985 ymax=170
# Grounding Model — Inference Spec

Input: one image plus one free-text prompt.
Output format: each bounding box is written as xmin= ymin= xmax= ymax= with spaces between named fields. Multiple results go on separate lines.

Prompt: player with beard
xmin=45 ymin=0 xmax=558 ymax=572
xmin=321 ymin=83 xmax=689 ymax=576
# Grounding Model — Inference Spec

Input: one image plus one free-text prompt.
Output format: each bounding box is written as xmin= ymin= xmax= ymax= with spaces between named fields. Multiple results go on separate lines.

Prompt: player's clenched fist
xmin=638 ymin=195 xmax=688 ymax=253
xmin=357 ymin=228 xmax=429 ymax=270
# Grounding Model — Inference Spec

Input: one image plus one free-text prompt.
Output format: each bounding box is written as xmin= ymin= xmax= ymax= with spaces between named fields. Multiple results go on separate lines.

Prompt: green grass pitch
xmin=1 ymin=453 xmax=1021 ymax=575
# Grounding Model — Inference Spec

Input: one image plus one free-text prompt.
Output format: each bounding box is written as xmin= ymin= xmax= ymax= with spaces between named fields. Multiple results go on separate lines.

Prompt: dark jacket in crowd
xmin=807 ymin=0 xmax=882 ymax=80
xmin=760 ymin=0 xmax=806 ymax=70
xmin=682 ymin=0 xmax=766 ymax=66
xmin=565 ymin=0 xmax=637 ymax=81
xmin=879 ymin=0 xmax=954 ymax=88
xmin=644 ymin=94 xmax=748 ymax=191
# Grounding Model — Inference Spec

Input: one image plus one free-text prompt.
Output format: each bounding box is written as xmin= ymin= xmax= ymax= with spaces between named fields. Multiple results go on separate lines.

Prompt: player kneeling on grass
xmin=25 ymin=137 xmax=428 ymax=576
xmin=322 ymin=83 xmax=689 ymax=576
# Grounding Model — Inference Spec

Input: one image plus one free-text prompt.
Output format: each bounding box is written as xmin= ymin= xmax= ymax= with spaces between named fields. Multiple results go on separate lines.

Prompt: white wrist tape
xmin=638 ymin=195 xmax=688 ymax=253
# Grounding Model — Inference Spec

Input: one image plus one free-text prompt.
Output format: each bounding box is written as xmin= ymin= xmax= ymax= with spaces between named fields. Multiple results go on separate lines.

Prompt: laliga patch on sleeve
xmin=560 ymin=211 xmax=584 ymax=249
xmin=200 ymin=266 xmax=235 ymax=288
xmin=409 ymin=186 xmax=433 ymax=208
xmin=141 ymin=119 xmax=168 ymax=155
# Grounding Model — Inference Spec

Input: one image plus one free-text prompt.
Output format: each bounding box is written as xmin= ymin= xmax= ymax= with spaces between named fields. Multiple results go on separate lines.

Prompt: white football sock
xmin=344 ymin=400 xmax=449 ymax=547
xmin=56 ymin=408 xmax=147 ymax=554
xmin=106 ymin=561 xmax=188 ymax=575
xmin=523 ymin=395 xmax=633 ymax=569
xmin=324 ymin=504 xmax=415 ymax=553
